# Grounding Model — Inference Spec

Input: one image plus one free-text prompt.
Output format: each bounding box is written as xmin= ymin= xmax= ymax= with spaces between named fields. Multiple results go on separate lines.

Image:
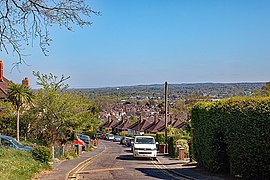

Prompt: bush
xmin=32 ymin=146 xmax=52 ymax=163
xmin=168 ymin=136 xmax=176 ymax=157
xmin=61 ymin=151 xmax=78 ymax=160
xmin=143 ymin=133 xmax=156 ymax=138
xmin=156 ymin=132 xmax=165 ymax=144
xmin=191 ymin=97 xmax=270 ymax=178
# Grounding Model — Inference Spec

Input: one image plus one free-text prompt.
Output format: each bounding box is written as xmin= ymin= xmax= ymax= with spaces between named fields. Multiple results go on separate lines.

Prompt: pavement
xmin=37 ymin=143 xmax=105 ymax=180
xmin=156 ymin=154 xmax=222 ymax=180
xmin=36 ymin=142 xmax=223 ymax=180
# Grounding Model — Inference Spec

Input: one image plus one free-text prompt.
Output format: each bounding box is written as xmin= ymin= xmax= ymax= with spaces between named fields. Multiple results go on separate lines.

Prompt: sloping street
xmin=67 ymin=140 xmax=187 ymax=180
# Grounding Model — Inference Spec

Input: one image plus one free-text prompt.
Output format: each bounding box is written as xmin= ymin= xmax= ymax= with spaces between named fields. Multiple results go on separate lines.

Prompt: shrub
xmin=168 ymin=136 xmax=176 ymax=157
xmin=156 ymin=132 xmax=165 ymax=144
xmin=191 ymin=97 xmax=270 ymax=178
xmin=32 ymin=146 xmax=52 ymax=163
xmin=61 ymin=151 xmax=78 ymax=160
xmin=143 ymin=133 xmax=156 ymax=138
xmin=85 ymin=145 xmax=94 ymax=152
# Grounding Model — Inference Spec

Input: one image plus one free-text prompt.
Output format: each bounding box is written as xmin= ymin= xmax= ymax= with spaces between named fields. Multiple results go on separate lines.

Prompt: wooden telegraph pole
xmin=164 ymin=81 xmax=168 ymax=153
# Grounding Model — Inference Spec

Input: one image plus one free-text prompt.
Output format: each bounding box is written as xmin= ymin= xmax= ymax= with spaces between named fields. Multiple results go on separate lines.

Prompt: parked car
xmin=127 ymin=138 xmax=134 ymax=147
xmin=120 ymin=136 xmax=127 ymax=145
xmin=100 ymin=134 xmax=105 ymax=139
xmin=74 ymin=137 xmax=86 ymax=151
xmin=105 ymin=134 xmax=114 ymax=141
xmin=113 ymin=135 xmax=122 ymax=142
xmin=133 ymin=136 xmax=157 ymax=159
xmin=96 ymin=133 xmax=102 ymax=138
xmin=77 ymin=134 xmax=91 ymax=144
xmin=0 ymin=135 xmax=32 ymax=151
xmin=124 ymin=137 xmax=132 ymax=146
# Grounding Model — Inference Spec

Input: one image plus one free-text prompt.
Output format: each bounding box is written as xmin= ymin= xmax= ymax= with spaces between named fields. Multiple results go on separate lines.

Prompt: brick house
xmin=0 ymin=60 xmax=10 ymax=100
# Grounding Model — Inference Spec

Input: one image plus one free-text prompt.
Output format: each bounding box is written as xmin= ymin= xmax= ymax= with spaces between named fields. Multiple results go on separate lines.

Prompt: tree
xmin=171 ymin=100 xmax=188 ymax=120
xmin=7 ymin=82 xmax=34 ymax=141
xmin=0 ymin=100 xmax=16 ymax=136
xmin=33 ymin=72 xmax=99 ymax=145
xmin=255 ymin=82 xmax=270 ymax=97
xmin=0 ymin=0 xmax=100 ymax=63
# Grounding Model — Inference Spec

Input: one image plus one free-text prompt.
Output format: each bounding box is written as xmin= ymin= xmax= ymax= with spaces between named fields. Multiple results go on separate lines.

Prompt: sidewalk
xmin=156 ymin=154 xmax=223 ymax=180
xmin=37 ymin=143 xmax=105 ymax=180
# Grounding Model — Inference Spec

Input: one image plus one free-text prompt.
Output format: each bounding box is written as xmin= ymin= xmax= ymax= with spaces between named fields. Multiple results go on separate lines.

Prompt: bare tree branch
xmin=0 ymin=0 xmax=100 ymax=63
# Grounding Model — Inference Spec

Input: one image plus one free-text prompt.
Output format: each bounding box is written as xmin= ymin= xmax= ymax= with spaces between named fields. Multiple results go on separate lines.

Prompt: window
xmin=135 ymin=137 xmax=155 ymax=144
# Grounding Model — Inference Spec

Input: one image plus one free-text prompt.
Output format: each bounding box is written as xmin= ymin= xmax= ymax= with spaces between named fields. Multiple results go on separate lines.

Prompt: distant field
xmin=70 ymin=82 xmax=265 ymax=99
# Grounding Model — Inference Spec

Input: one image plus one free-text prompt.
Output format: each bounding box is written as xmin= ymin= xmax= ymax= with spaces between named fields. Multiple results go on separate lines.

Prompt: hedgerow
xmin=191 ymin=97 xmax=270 ymax=178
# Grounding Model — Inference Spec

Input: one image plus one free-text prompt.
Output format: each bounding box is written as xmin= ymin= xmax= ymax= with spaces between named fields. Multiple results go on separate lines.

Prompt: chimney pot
xmin=22 ymin=77 xmax=29 ymax=87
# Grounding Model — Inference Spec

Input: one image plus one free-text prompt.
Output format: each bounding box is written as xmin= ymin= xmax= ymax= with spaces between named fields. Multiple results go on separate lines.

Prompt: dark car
xmin=0 ymin=135 xmax=32 ymax=151
xmin=126 ymin=138 xmax=134 ymax=147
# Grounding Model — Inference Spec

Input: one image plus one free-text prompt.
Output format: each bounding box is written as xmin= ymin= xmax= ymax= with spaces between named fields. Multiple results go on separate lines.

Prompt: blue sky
xmin=1 ymin=0 xmax=270 ymax=88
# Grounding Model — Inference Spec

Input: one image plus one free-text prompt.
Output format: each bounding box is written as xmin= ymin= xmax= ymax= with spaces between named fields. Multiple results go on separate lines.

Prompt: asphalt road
xmin=73 ymin=140 xmax=188 ymax=180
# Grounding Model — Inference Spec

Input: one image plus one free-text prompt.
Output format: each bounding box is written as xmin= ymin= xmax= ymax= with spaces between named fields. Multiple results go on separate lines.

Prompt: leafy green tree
xmin=7 ymin=82 xmax=34 ymax=141
xmin=32 ymin=72 xmax=99 ymax=145
xmin=130 ymin=116 xmax=137 ymax=123
xmin=255 ymin=82 xmax=270 ymax=97
xmin=0 ymin=101 xmax=16 ymax=136
xmin=171 ymin=100 xmax=187 ymax=120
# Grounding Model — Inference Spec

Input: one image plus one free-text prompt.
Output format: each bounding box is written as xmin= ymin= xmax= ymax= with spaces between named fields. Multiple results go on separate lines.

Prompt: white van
xmin=133 ymin=136 xmax=157 ymax=159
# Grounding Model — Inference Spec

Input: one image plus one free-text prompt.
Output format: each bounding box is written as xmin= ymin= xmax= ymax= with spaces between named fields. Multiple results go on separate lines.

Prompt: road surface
xmin=68 ymin=140 xmax=189 ymax=180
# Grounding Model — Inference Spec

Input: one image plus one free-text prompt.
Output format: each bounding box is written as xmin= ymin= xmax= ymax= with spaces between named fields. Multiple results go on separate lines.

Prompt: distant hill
xmin=71 ymin=82 xmax=266 ymax=100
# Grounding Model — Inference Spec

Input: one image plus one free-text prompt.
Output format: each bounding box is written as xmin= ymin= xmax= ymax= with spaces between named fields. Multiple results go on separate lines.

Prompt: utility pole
xmin=116 ymin=88 xmax=119 ymax=101
xmin=164 ymin=81 xmax=168 ymax=145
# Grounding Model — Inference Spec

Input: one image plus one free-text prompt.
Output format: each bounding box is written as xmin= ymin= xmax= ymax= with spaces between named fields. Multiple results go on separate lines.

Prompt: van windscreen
xmin=135 ymin=137 xmax=155 ymax=144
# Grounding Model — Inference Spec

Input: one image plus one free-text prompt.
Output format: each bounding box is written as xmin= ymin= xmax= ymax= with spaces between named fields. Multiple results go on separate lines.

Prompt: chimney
xmin=154 ymin=113 xmax=158 ymax=122
xmin=0 ymin=60 xmax=3 ymax=82
xmin=22 ymin=77 xmax=29 ymax=87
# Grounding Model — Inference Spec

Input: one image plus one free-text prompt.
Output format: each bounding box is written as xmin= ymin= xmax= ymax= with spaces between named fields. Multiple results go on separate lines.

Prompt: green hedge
xmin=32 ymin=146 xmax=52 ymax=164
xmin=143 ymin=133 xmax=156 ymax=138
xmin=168 ymin=136 xmax=176 ymax=157
xmin=191 ymin=97 xmax=270 ymax=178
xmin=155 ymin=132 xmax=165 ymax=144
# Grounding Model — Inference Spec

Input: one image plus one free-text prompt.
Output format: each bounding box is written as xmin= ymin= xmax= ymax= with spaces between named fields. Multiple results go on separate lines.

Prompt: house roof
xmin=100 ymin=119 xmax=119 ymax=129
xmin=144 ymin=119 xmax=165 ymax=133
xmin=111 ymin=119 xmax=124 ymax=129
xmin=127 ymin=119 xmax=152 ymax=131
xmin=103 ymin=120 xmax=118 ymax=129
xmin=0 ymin=76 xmax=10 ymax=99
xmin=172 ymin=120 xmax=186 ymax=129
xmin=158 ymin=119 xmax=185 ymax=132
xmin=117 ymin=120 xmax=133 ymax=131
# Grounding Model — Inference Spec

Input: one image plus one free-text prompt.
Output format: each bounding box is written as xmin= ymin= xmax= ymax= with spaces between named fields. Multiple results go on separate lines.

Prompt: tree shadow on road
xmin=135 ymin=167 xmax=178 ymax=180
xmin=116 ymin=155 xmax=154 ymax=161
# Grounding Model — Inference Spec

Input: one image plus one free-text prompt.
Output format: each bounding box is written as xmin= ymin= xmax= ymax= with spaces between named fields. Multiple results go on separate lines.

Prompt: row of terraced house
xmin=99 ymin=110 xmax=186 ymax=136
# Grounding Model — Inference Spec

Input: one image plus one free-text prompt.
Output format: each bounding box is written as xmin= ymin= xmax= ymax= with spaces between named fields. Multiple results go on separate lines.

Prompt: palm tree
xmin=7 ymin=82 xmax=34 ymax=141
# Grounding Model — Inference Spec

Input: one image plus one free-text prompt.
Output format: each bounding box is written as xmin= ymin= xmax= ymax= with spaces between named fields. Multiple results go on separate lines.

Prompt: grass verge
xmin=0 ymin=148 xmax=51 ymax=180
